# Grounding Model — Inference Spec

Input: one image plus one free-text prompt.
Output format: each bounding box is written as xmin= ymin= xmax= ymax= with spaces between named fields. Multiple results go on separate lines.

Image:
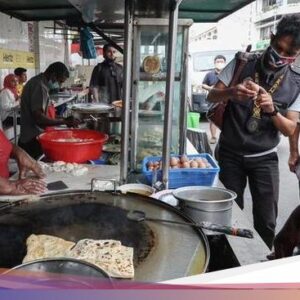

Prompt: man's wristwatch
xmin=264 ymin=105 xmax=279 ymax=117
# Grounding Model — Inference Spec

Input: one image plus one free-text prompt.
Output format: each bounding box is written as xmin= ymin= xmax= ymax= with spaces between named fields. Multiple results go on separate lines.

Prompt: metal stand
xmin=162 ymin=0 xmax=182 ymax=189
xmin=120 ymin=0 xmax=133 ymax=184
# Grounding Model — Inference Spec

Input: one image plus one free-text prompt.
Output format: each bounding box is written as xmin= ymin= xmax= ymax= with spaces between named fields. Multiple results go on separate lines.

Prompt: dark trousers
xmin=218 ymin=149 xmax=279 ymax=249
xmin=18 ymin=138 xmax=43 ymax=160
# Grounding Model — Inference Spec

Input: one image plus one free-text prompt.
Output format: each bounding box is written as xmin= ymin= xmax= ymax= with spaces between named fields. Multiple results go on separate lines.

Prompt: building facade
xmin=254 ymin=0 xmax=300 ymax=49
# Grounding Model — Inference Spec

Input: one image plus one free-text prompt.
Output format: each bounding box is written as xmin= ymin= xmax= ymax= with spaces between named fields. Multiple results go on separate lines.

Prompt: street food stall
xmin=0 ymin=0 xmax=273 ymax=286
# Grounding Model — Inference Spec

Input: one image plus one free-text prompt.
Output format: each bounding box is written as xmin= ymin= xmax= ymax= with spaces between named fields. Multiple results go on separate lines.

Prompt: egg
xmin=170 ymin=157 xmax=178 ymax=166
xmin=147 ymin=161 xmax=154 ymax=170
xmin=182 ymin=161 xmax=190 ymax=168
xmin=190 ymin=160 xmax=198 ymax=168
xmin=198 ymin=160 xmax=206 ymax=168
xmin=180 ymin=155 xmax=188 ymax=163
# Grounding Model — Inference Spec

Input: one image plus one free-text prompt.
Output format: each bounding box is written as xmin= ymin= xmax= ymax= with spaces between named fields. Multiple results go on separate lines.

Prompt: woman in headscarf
xmin=0 ymin=74 xmax=20 ymax=129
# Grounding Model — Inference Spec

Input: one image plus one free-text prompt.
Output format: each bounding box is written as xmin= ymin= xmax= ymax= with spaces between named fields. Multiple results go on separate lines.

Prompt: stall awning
xmin=0 ymin=0 xmax=80 ymax=21
xmin=0 ymin=0 xmax=255 ymax=23
xmin=179 ymin=0 xmax=255 ymax=22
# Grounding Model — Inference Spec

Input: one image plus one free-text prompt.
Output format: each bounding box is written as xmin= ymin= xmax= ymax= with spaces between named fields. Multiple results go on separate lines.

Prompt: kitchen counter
xmin=2 ymin=164 xmax=120 ymax=199
xmin=43 ymin=164 xmax=120 ymax=193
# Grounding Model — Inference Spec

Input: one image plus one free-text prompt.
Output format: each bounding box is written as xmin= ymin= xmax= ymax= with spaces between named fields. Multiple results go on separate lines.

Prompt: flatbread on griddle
xmin=67 ymin=239 xmax=134 ymax=279
xmin=22 ymin=234 xmax=75 ymax=263
xmin=23 ymin=236 xmax=134 ymax=279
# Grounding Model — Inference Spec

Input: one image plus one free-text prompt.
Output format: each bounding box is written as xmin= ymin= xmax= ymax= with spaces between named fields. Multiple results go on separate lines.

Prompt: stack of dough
xmin=39 ymin=161 xmax=88 ymax=176
xmin=22 ymin=234 xmax=134 ymax=279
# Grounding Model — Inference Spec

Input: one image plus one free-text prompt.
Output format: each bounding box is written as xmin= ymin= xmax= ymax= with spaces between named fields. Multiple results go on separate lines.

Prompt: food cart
xmin=0 ymin=0 xmax=273 ymax=285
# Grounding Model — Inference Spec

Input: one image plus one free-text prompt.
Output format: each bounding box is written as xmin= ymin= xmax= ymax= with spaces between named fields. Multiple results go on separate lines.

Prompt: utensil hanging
xmin=127 ymin=210 xmax=253 ymax=239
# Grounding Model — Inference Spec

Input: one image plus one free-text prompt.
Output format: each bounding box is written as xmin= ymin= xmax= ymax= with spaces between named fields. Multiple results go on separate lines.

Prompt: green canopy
xmin=179 ymin=0 xmax=254 ymax=22
xmin=0 ymin=0 xmax=255 ymax=23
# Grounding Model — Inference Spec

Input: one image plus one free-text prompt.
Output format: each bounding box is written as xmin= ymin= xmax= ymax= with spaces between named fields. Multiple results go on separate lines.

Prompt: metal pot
xmin=86 ymin=116 xmax=110 ymax=134
xmin=173 ymin=186 xmax=237 ymax=226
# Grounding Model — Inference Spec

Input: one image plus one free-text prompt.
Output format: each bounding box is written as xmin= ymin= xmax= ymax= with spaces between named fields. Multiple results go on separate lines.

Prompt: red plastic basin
xmin=37 ymin=129 xmax=109 ymax=163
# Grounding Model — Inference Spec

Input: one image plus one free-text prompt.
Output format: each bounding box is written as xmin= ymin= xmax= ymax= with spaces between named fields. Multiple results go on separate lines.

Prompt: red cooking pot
xmin=37 ymin=129 xmax=109 ymax=163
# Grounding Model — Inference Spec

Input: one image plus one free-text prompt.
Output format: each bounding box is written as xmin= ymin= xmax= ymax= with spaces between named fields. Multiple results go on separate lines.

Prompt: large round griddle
xmin=0 ymin=191 xmax=209 ymax=282
xmin=4 ymin=258 xmax=112 ymax=288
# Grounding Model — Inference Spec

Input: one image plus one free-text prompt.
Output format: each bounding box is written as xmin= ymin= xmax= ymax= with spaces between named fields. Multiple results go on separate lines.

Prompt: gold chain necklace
xmin=251 ymin=72 xmax=285 ymax=119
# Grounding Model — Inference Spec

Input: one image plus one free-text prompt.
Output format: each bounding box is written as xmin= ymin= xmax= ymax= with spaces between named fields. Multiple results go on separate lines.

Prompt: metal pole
xmin=120 ymin=0 xmax=134 ymax=184
xmin=162 ymin=0 xmax=181 ymax=189
xmin=33 ymin=21 xmax=40 ymax=74
xmin=64 ymin=26 xmax=70 ymax=67
xmin=179 ymin=26 xmax=189 ymax=155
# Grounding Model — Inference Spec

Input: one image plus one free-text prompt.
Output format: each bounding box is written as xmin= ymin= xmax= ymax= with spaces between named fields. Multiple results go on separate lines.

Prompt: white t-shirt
xmin=0 ymin=89 xmax=18 ymax=122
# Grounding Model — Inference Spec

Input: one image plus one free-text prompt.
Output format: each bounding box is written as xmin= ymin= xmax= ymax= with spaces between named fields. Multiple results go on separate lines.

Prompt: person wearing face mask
xmin=18 ymin=62 xmax=80 ymax=159
xmin=202 ymin=55 xmax=226 ymax=144
xmin=207 ymin=15 xmax=300 ymax=249
xmin=89 ymin=44 xmax=123 ymax=104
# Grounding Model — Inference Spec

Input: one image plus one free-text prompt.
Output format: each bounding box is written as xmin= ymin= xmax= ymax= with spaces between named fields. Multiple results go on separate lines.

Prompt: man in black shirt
xmin=207 ymin=15 xmax=300 ymax=249
xmin=89 ymin=44 xmax=123 ymax=104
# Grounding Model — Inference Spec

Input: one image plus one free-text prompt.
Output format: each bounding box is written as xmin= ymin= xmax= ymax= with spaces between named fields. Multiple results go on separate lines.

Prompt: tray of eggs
xmin=142 ymin=153 xmax=220 ymax=188
xmin=146 ymin=155 xmax=212 ymax=171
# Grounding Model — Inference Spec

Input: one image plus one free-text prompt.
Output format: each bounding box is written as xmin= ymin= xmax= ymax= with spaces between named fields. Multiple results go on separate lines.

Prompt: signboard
xmin=0 ymin=48 xmax=36 ymax=69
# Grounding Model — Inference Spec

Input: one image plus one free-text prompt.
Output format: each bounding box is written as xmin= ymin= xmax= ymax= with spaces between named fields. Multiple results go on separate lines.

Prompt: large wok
xmin=0 ymin=191 xmax=209 ymax=282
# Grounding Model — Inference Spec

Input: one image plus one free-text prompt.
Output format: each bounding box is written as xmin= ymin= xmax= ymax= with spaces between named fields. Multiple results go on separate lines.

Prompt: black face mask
xmin=265 ymin=46 xmax=297 ymax=69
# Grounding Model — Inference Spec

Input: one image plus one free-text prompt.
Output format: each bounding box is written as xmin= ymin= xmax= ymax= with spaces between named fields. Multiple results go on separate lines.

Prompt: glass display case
xmin=131 ymin=18 xmax=191 ymax=169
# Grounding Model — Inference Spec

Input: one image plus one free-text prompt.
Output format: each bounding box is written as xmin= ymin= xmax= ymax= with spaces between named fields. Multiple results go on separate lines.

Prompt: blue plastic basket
xmin=142 ymin=153 xmax=219 ymax=189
